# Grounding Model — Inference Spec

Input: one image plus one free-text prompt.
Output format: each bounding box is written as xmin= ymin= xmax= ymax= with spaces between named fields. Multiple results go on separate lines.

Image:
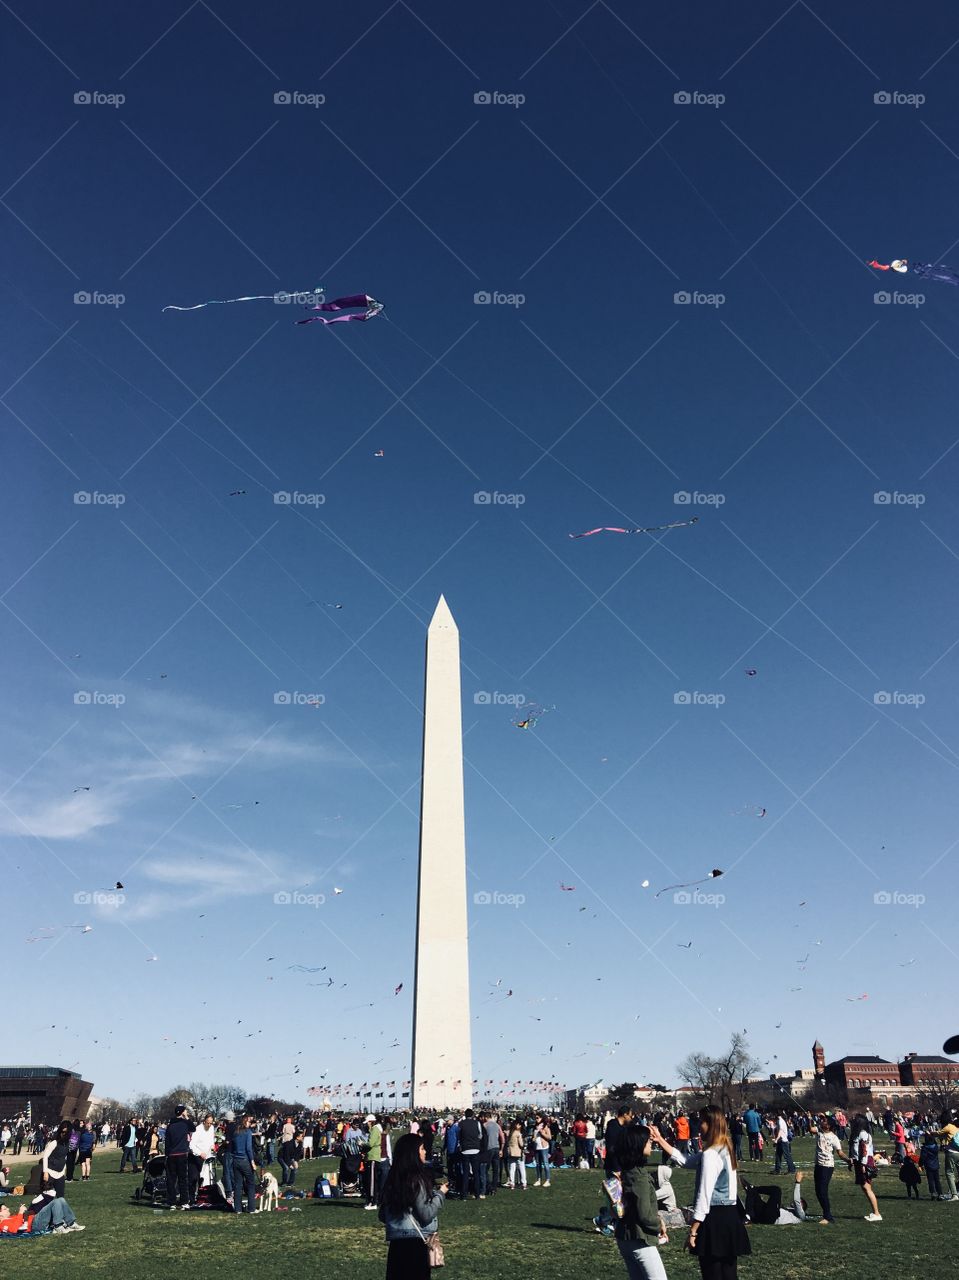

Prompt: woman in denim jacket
xmin=378 ymin=1133 xmax=447 ymax=1279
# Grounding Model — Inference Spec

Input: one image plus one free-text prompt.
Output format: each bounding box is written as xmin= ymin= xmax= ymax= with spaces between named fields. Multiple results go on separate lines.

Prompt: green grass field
xmin=4 ymin=1138 xmax=957 ymax=1278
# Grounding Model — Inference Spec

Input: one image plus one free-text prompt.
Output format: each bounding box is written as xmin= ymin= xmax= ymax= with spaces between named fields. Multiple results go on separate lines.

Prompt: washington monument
xmin=411 ymin=596 xmax=472 ymax=1112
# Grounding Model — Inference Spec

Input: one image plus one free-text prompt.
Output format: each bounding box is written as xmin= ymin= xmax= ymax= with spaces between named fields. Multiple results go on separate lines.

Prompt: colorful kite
xmin=569 ymin=517 xmax=699 ymax=539
xmin=869 ymin=259 xmax=959 ymax=286
xmin=163 ymin=288 xmax=384 ymax=324
xmin=654 ymin=868 xmax=724 ymax=898
xmin=514 ymin=702 xmax=553 ymax=730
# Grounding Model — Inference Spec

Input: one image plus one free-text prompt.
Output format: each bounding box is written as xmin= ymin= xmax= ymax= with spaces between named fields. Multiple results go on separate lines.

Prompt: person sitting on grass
xmin=742 ymin=1171 xmax=812 ymax=1223
xmin=0 ymin=1191 xmax=85 ymax=1234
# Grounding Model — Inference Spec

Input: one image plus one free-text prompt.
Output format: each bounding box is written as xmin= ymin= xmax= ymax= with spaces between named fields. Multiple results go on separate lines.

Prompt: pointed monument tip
xmin=429 ymin=594 xmax=456 ymax=629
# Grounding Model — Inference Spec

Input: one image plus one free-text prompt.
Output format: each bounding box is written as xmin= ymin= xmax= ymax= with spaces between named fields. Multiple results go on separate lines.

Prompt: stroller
xmin=134 ymin=1155 xmax=168 ymax=1206
xmin=338 ymin=1149 xmax=362 ymax=1195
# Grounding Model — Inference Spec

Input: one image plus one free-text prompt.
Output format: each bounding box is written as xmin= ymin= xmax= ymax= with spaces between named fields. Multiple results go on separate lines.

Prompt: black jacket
xmin=165 ymin=1117 xmax=194 ymax=1157
xmin=458 ymin=1118 xmax=483 ymax=1152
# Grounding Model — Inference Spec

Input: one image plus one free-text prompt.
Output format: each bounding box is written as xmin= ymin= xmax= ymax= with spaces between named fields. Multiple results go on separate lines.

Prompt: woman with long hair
xmin=40 ymin=1121 xmax=72 ymax=1198
xmin=506 ymin=1119 xmax=527 ymax=1189
xmin=651 ymin=1105 xmax=750 ymax=1280
xmin=614 ymin=1125 xmax=668 ymax=1280
xmin=808 ymin=1115 xmax=850 ymax=1223
xmin=378 ymin=1133 xmax=447 ymax=1280
xmin=848 ymin=1113 xmax=882 ymax=1221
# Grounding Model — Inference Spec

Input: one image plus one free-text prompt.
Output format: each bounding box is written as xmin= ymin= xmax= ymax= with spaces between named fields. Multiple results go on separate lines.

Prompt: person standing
xmin=164 ymin=1106 xmax=194 ymax=1210
xmin=892 ymin=1116 xmax=906 ymax=1163
xmin=729 ymin=1112 xmax=743 ymax=1163
xmin=743 ymin=1104 xmax=762 ymax=1161
xmin=919 ymin=1132 xmax=943 ymax=1200
xmin=443 ymin=1115 xmax=460 ymax=1194
xmin=604 ymin=1106 xmax=634 ymax=1180
xmin=229 ymin=1116 xmax=257 ymax=1214
xmin=458 ymin=1109 xmax=484 ymax=1200
xmin=935 ymin=1112 xmax=959 ymax=1200
xmin=189 ymin=1114 xmax=216 ymax=1204
xmin=483 ymin=1112 xmax=504 ymax=1195
xmin=809 ymin=1116 xmax=849 ymax=1223
xmin=533 ymin=1114 xmax=552 ymax=1189
xmin=614 ymin=1126 xmax=668 ymax=1280
xmin=585 ymin=1115 xmax=597 ymax=1168
xmin=849 ymin=1113 xmax=882 ymax=1222
xmin=40 ymin=1122 xmax=71 ymax=1197
xmin=674 ymin=1112 xmax=691 ymax=1157
xmin=364 ymin=1115 xmax=384 ymax=1210
xmin=378 ymin=1133 xmax=447 ymax=1280
xmin=278 ymin=1127 xmax=299 ymax=1187
xmin=77 ymin=1122 xmax=95 ymax=1181
xmin=773 ymin=1112 xmax=796 ymax=1175
xmin=651 ymin=1106 xmax=751 ymax=1280
xmin=573 ymin=1114 xmax=589 ymax=1166
xmin=506 ymin=1120 xmax=527 ymax=1189
xmin=119 ymin=1116 xmax=138 ymax=1173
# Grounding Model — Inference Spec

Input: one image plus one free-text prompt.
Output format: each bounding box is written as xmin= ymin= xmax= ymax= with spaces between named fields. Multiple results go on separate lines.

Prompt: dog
xmin=256 ymin=1171 xmax=279 ymax=1213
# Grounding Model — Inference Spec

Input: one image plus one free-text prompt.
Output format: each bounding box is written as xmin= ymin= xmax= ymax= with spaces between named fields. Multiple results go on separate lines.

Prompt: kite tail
xmin=867 ymin=260 xmax=891 ymax=271
xmin=912 ymin=262 xmax=959 ymax=286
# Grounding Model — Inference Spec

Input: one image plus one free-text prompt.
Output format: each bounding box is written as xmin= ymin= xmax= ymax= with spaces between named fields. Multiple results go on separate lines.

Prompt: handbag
xmin=412 ymin=1218 xmax=445 ymax=1268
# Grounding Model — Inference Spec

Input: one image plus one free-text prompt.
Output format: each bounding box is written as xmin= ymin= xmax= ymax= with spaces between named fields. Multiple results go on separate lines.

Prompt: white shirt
xmin=190 ymin=1125 xmax=217 ymax=1159
xmin=672 ymin=1145 xmax=738 ymax=1223
xmin=585 ymin=1121 xmax=596 ymax=1140
xmin=815 ymin=1132 xmax=842 ymax=1168
xmin=775 ymin=1117 xmax=789 ymax=1142
xmin=852 ymin=1128 xmax=874 ymax=1163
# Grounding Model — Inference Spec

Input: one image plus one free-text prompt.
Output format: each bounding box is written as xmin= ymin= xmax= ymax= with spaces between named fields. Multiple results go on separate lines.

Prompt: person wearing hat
xmin=364 ymin=1115 xmax=384 ymax=1210
xmin=165 ymin=1106 xmax=194 ymax=1210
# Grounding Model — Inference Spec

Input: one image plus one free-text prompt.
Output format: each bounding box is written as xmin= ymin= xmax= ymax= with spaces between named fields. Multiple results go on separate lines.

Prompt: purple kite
xmin=570 ymin=517 xmax=699 ymax=539
xmin=295 ymin=294 xmax=384 ymax=325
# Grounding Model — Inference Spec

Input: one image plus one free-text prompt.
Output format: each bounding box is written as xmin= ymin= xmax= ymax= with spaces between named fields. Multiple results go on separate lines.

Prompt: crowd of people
xmin=2 ymin=1095 xmax=958 ymax=1273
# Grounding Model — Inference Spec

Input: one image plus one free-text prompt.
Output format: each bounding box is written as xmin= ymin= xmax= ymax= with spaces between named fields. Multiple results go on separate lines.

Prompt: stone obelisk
xmin=411 ymin=596 xmax=472 ymax=1113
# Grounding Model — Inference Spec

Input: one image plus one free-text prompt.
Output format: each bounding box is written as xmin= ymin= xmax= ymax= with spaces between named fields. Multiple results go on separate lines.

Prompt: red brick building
xmin=812 ymin=1041 xmax=959 ymax=1102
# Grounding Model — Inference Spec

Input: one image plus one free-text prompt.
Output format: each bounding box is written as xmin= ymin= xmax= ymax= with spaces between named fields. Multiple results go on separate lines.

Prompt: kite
xmin=676 ymin=941 xmax=692 ymax=949
xmin=641 ymin=879 xmax=650 ymax=888
xmin=846 ymin=992 xmax=868 ymax=1001
xmin=569 ymin=517 xmax=699 ymax=539
xmin=869 ymin=258 xmax=959 ymax=287
xmin=514 ymin=703 xmax=553 ymax=730
xmin=229 ymin=490 xmax=247 ymax=496
xmin=732 ymin=804 xmax=766 ymax=818
xmin=944 ymin=1034 xmax=959 ymax=1055
xmin=374 ymin=450 xmax=385 ymax=457
xmin=288 ymin=965 xmax=326 ymax=973
xmin=394 ymin=983 xmax=403 ymax=995
xmin=73 ymin=786 xmax=91 ymax=793
xmin=745 ymin=668 xmax=757 ymax=677
xmin=654 ymin=868 xmax=724 ymax=898
xmin=560 ymin=883 xmax=575 ymax=892
xmin=333 ymin=887 xmax=344 ymax=895
xmin=295 ymin=294 xmax=384 ymax=325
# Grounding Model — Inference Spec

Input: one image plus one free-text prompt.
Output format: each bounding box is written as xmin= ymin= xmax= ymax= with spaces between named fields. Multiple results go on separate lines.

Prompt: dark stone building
xmin=0 ymin=1066 xmax=93 ymax=1125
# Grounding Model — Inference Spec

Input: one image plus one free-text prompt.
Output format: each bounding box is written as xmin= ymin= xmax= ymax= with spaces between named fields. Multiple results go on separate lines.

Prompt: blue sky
xmin=3 ymin=0 xmax=959 ymax=1106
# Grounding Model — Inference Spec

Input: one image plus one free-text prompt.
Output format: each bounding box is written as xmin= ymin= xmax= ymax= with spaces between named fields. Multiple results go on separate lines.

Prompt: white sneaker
xmin=542 ymin=1181 xmax=551 ymax=1188
xmin=52 ymin=1224 xmax=70 ymax=1234
xmin=363 ymin=1203 xmax=376 ymax=1211
xmin=67 ymin=1223 xmax=86 ymax=1232
xmin=864 ymin=1212 xmax=882 ymax=1222
xmin=532 ymin=1180 xmax=541 ymax=1187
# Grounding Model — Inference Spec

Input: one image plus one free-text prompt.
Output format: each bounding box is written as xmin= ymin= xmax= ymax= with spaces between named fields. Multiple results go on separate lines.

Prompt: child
xmin=919 ymin=1133 xmax=943 ymax=1200
xmin=899 ymin=1150 xmax=922 ymax=1200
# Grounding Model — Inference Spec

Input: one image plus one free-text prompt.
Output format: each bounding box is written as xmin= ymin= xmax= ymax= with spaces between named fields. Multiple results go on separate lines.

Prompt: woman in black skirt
xmin=378 ymin=1133 xmax=447 ymax=1280
xmin=651 ymin=1105 xmax=750 ymax=1280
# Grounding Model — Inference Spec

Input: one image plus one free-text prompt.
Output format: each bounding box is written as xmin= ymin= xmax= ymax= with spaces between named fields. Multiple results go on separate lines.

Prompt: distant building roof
xmin=827 ymin=1056 xmax=896 ymax=1067
xmin=901 ymin=1056 xmax=957 ymax=1065
xmin=0 ymin=1066 xmax=82 ymax=1080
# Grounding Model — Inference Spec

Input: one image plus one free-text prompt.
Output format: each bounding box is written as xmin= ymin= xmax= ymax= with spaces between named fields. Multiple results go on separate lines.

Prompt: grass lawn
xmin=3 ymin=1138 xmax=957 ymax=1278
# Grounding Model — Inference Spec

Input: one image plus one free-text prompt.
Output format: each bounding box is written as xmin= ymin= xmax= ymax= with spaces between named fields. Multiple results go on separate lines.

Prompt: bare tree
xmin=677 ymin=1034 xmax=761 ymax=1113
xmin=915 ymin=1076 xmax=959 ymax=1117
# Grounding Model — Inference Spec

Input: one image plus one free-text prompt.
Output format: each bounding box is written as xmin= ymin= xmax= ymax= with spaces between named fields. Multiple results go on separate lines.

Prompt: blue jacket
xmin=444 ymin=1122 xmax=459 ymax=1154
xmin=744 ymin=1109 xmax=762 ymax=1134
xmin=378 ymin=1180 xmax=443 ymax=1241
xmin=230 ymin=1130 xmax=255 ymax=1163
